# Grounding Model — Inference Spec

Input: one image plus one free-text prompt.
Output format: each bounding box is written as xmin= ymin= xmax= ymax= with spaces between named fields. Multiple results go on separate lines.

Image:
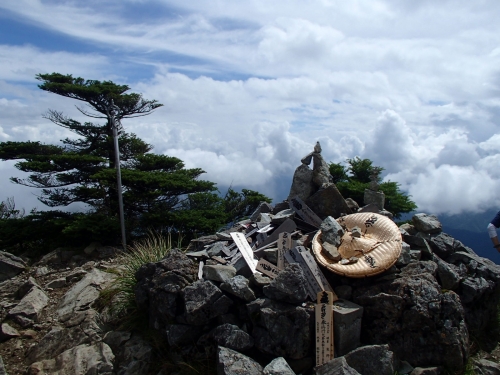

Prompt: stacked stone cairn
xmin=0 ymin=143 xmax=500 ymax=374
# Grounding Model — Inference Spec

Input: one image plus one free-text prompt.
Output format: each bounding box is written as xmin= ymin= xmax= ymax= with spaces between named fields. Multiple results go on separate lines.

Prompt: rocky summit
xmin=1 ymin=145 xmax=500 ymax=375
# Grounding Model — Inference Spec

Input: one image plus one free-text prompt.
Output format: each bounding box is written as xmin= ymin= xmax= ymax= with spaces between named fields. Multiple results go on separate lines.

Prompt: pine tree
xmin=329 ymin=157 xmax=417 ymax=219
xmin=0 ymin=73 xmax=266 ymax=247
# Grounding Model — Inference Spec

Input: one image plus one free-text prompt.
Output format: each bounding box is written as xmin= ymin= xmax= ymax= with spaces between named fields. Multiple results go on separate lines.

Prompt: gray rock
xmin=247 ymin=298 xmax=313 ymax=359
xmin=344 ymin=344 xmax=394 ymax=375
xmin=203 ymin=264 xmax=237 ymax=283
xmin=460 ymin=276 xmax=493 ymax=304
xmin=272 ymin=209 xmax=295 ymax=224
xmin=364 ymin=189 xmax=385 ymax=210
xmin=210 ymin=323 xmax=254 ymax=352
xmin=352 ymin=261 xmax=468 ymax=371
xmin=410 ymin=367 xmax=442 ymax=375
xmin=36 ymin=249 xmax=61 ymax=266
xmin=0 ymin=322 xmax=20 ymax=342
xmin=288 ymin=164 xmax=316 ymax=202
xmin=17 ymin=276 xmax=40 ymax=298
xmin=103 ymin=331 xmax=132 ymax=350
xmin=28 ymin=342 xmax=115 ymax=374
xmin=250 ymin=202 xmax=274 ymax=222
xmin=108 ymin=333 xmax=152 ymax=375
xmin=345 ymin=198 xmax=359 ymax=212
xmin=46 ymin=277 xmax=67 ymax=289
xmin=182 ymin=280 xmax=233 ymax=325
xmin=208 ymin=242 xmax=229 ymax=257
xmin=66 ymin=268 xmax=88 ymax=283
xmin=263 ymin=357 xmax=296 ymax=375
xmin=0 ymin=356 xmax=5 ymax=375
xmin=305 ymin=183 xmax=352 ymax=220
xmin=474 ymin=359 xmax=500 ymax=375
xmin=412 ymin=213 xmax=442 ymax=234
xmin=396 ymin=242 xmax=412 ymax=267
xmin=398 ymin=360 xmax=414 ymax=374
xmin=263 ymin=264 xmax=308 ymax=304
xmin=217 ymin=346 xmax=263 ymax=375
xmin=84 ymin=241 xmax=101 ymax=255
xmin=34 ymin=266 xmax=50 ymax=276
xmin=433 ymin=255 xmax=460 ymax=290
xmin=26 ymin=323 xmax=94 ymax=364
xmin=322 ymin=242 xmax=342 ymax=261
xmin=57 ymin=268 xmax=115 ymax=323
xmin=334 ymin=285 xmax=352 ymax=300
xmin=220 ymin=276 xmax=256 ymax=302
xmin=0 ymin=278 xmax=24 ymax=298
xmin=166 ymin=324 xmax=202 ymax=346
xmin=8 ymin=286 xmax=49 ymax=327
xmin=250 ymin=273 xmax=272 ymax=288
xmin=315 ymin=357 xmax=361 ymax=375
xmin=321 ymin=216 xmax=344 ymax=247
xmin=0 ymin=251 xmax=26 ymax=281
xmin=312 ymin=150 xmax=332 ymax=188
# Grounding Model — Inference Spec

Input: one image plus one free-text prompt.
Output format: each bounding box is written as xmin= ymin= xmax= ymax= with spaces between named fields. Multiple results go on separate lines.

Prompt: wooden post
xmin=316 ymin=291 xmax=335 ymax=367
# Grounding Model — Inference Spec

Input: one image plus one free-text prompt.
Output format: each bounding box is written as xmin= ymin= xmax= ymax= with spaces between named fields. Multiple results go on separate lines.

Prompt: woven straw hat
xmin=312 ymin=212 xmax=402 ymax=278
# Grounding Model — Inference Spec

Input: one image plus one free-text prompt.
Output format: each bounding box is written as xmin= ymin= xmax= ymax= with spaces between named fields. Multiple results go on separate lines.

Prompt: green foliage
xmin=98 ymin=231 xmax=176 ymax=320
xmin=328 ymin=162 xmax=348 ymax=184
xmin=330 ymin=157 xmax=417 ymax=219
xmin=0 ymin=73 xmax=272 ymax=252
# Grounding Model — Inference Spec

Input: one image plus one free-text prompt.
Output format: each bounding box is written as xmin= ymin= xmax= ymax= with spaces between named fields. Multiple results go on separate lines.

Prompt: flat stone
xmin=263 ymin=357 xmax=296 ymax=375
xmin=220 ymin=275 xmax=256 ymax=302
xmin=306 ymin=183 xmax=352 ymax=220
xmin=28 ymin=342 xmax=114 ymax=374
xmin=263 ymin=264 xmax=308 ymax=304
xmin=0 ymin=323 xmax=20 ymax=342
xmin=46 ymin=277 xmax=67 ymax=289
xmin=210 ymin=324 xmax=254 ymax=352
xmin=0 ymin=251 xmax=26 ymax=281
xmin=203 ymin=264 xmax=237 ymax=283
xmin=364 ymin=189 xmax=385 ymax=210
xmin=412 ymin=213 xmax=442 ymax=234
xmin=333 ymin=299 xmax=363 ymax=356
xmin=344 ymin=344 xmax=394 ymax=375
xmin=288 ymin=163 xmax=316 ymax=202
xmin=8 ymin=286 xmax=49 ymax=327
xmin=474 ymin=358 xmax=500 ymax=375
xmin=322 ymin=242 xmax=342 ymax=261
xmin=316 ymin=357 xmax=361 ymax=375
xmin=321 ymin=216 xmax=344 ymax=247
xmin=182 ymin=280 xmax=233 ymax=325
xmin=217 ymin=346 xmax=263 ymax=375
xmin=57 ymin=268 xmax=115 ymax=322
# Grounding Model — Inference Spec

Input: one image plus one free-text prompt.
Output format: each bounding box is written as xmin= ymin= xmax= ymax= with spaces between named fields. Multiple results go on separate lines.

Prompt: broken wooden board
xmin=227 ymin=228 xmax=259 ymax=252
xmin=230 ymin=232 xmax=258 ymax=273
xmin=259 ymin=218 xmax=297 ymax=248
xmin=256 ymin=258 xmax=280 ymax=278
xmin=289 ymin=196 xmax=323 ymax=228
xmin=316 ymin=291 xmax=335 ymax=367
xmin=285 ymin=246 xmax=336 ymax=301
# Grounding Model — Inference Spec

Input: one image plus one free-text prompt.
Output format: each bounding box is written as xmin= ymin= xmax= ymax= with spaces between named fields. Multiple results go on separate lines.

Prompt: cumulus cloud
xmin=1 ymin=0 xmax=500 ymax=217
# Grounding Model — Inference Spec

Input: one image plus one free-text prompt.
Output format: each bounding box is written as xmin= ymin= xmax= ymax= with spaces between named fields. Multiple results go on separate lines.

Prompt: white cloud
xmin=1 ymin=0 xmax=500 ymax=216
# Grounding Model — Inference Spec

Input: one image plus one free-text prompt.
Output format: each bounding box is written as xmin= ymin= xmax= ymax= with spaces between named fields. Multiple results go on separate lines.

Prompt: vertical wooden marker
xmin=277 ymin=232 xmax=292 ymax=270
xmin=315 ymin=291 xmax=334 ymax=367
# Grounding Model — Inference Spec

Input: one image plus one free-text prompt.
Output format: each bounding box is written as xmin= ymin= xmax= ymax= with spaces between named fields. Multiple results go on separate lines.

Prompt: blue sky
xmin=1 ymin=0 xmax=500 ymax=216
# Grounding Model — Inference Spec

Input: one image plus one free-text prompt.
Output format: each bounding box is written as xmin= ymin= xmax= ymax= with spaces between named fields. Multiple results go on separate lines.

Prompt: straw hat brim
xmin=312 ymin=212 xmax=402 ymax=278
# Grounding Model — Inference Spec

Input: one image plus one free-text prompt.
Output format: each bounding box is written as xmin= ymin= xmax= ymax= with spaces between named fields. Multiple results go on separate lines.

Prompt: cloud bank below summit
xmin=0 ymin=1 xmax=499 ymax=216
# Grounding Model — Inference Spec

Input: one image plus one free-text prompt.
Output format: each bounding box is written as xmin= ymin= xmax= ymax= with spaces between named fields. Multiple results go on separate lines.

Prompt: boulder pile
xmin=1 ymin=144 xmax=500 ymax=374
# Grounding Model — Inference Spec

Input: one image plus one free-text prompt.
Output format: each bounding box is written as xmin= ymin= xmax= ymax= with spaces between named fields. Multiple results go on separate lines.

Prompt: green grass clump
xmin=98 ymin=231 xmax=177 ymax=325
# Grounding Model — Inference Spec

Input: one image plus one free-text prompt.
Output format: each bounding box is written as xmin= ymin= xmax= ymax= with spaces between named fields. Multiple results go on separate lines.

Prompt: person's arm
xmin=487 ymin=223 xmax=500 ymax=252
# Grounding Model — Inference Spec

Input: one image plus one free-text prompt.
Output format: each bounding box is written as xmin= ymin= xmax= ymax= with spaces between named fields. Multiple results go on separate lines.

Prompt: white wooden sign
xmin=277 ymin=232 xmax=293 ymax=270
xmin=256 ymin=258 xmax=280 ymax=278
xmin=289 ymin=196 xmax=323 ymax=228
xmin=315 ymin=291 xmax=335 ymax=366
xmin=230 ymin=232 xmax=258 ymax=273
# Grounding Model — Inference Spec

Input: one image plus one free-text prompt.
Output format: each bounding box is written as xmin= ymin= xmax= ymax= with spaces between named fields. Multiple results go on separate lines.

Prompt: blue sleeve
xmin=491 ymin=211 xmax=500 ymax=228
